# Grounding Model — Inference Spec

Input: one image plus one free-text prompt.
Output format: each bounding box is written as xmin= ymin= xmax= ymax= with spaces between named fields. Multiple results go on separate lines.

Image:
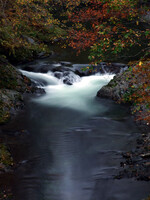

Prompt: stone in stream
xmin=73 ymin=62 xmax=128 ymax=77
xmin=54 ymin=71 xmax=63 ymax=79
xmin=23 ymin=63 xmax=58 ymax=73
xmin=62 ymin=71 xmax=80 ymax=85
xmin=60 ymin=61 xmax=72 ymax=67
xmin=54 ymin=71 xmax=80 ymax=85
xmin=52 ymin=66 xmax=74 ymax=73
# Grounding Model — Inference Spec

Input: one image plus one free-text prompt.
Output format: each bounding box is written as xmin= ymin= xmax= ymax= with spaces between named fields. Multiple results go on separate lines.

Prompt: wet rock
xmin=60 ymin=61 xmax=72 ymax=67
xmin=97 ymin=62 xmax=128 ymax=74
xmin=0 ymin=144 xmax=13 ymax=174
xmin=140 ymin=11 xmax=150 ymax=24
xmin=37 ymin=52 xmax=50 ymax=59
xmin=63 ymin=71 xmax=80 ymax=85
xmin=73 ymin=64 xmax=93 ymax=76
xmin=117 ymin=130 xmax=150 ymax=181
xmin=73 ymin=62 xmax=128 ymax=77
xmin=52 ymin=66 xmax=74 ymax=73
xmin=141 ymin=153 xmax=150 ymax=158
xmin=0 ymin=59 xmax=43 ymax=124
xmin=63 ymin=79 xmax=72 ymax=85
xmin=97 ymin=71 xmax=129 ymax=101
xmin=23 ymin=63 xmax=55 ymax=73
xmin=54 ymin=71 xmax=63 ymax=79
xmin=54 ymin=70 xmax=80 ymax=85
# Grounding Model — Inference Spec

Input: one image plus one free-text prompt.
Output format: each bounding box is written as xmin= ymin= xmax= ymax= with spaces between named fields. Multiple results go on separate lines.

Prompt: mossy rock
xmin=0 ymin=58 xmax=34 ymax=124
xmin=0 ymin=144 xmax=13 ymax=170
xmin=0 ymin=58 xmax=32 ymax=92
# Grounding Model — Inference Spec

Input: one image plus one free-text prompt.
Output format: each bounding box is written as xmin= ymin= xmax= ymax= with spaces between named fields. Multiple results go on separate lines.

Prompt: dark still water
xmin=13 ymin=101 xmax=150 ymax=200
xmin=2 ymin=56 xmax=150 ymax=200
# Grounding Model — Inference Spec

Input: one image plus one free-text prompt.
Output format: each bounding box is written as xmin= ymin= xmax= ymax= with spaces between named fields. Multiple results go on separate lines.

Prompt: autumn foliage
xmin=123 ymin=61 xmax=150 ymax=123
xmin=0 ymin=0 xmax=66 ymax=62
xmin=67 ymin=0 xmax=149 ymax=62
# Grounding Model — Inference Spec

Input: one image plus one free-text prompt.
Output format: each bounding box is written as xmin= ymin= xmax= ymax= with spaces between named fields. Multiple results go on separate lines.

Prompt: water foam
xmin=20 ymin=69 xmax=114 ymax=114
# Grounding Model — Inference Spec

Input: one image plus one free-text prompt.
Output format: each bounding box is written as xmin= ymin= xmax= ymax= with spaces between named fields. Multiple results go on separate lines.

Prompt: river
xmin=1 ymin=52 xmax=150 ymax=200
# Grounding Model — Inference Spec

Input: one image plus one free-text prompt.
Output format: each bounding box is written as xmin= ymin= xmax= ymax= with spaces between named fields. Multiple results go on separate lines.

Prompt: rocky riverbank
xmin=0 ymin=56 xmax=46 ymax=176
xmin=0 ymin=57 xmax=30 ymax=124
xmin=97 ymin=67 xmax=150 ymax=181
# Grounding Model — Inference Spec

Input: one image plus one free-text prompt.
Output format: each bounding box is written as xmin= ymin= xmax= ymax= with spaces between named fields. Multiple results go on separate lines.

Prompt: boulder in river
xmin=97 ymin=71 xmax=129 ymax=101
xmin=54 ymin=71 xmax=80 ymax=85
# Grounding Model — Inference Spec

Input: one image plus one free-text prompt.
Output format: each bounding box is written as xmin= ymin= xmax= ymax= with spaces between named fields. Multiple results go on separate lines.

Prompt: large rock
xmin=62 ymin=71 xmax=80 ymax=85
xmin=97 ymin=66 xmax=150 ymax=130
xmin=140 ymin=11 xmax=150 ymax=24
xmin=0 ymin=57 xmax=42 ymax=124
xmin=54 ymin=71 xmax=80 ymax=85
xmin=97 ymin=71 xmax=129 ymax=101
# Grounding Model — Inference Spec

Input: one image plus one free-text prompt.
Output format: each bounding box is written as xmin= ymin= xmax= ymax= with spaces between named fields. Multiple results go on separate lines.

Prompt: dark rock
xmin=52 ymin=66 xmax=74 ymax=73
xmin=141 ymin=153 xmax=150 ymax=158
xmin=23 ymin=36 xmax=35 ymax=44
xmin=73 ymin=62 xmax=128 ymax=77
xmin=23 ymin=64 xmax=54 ymax=73
xmin=60 ymin=61 xmax=72 ymax=67
xmin=73 ymin=64 xmax=93 ymax=76
xmin=0 ymin=59 xmax=43 ymax=124
xmin=97 ymin=70 xmax=130 ymax=101
xmin=137 ymin=175 xmax=150 ymax=181
xmin=54 ymin=71 xmax=63 ymax=79
xmin=137 ymin=138 xmax=144 ymax=145
xmin=37 ymin=52 xmax=50 ymax=59
xmin=63 ymin=79 xmax=72 ymax=85
xmin=22 ymin=61 xmax=74 ymax=74
xmin=53 ymin=69 xmax=80 ymax=85
xmin=122 ymin=152 xmax=132 ymax=159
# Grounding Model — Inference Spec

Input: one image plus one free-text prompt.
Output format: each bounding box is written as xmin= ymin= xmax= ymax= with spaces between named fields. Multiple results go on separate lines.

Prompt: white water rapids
xmin=21 ymin=69 xmax=114 ymax=114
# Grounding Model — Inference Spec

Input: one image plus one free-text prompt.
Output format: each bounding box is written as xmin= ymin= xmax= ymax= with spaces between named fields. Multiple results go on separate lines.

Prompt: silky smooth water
xmin=21 ymin=69 xmax=114 ymax=114
xmin=9 ymin=58 xmax=150 ymax=200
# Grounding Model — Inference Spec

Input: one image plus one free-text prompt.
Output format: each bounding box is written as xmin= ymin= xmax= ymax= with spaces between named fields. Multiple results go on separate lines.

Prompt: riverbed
xmin=0 ymin=53 xmax=150 ymax=200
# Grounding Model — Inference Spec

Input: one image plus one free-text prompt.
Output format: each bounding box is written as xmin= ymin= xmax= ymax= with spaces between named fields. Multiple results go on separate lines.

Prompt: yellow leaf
xmin=139 ymin=61 xmax=142 ymax=66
